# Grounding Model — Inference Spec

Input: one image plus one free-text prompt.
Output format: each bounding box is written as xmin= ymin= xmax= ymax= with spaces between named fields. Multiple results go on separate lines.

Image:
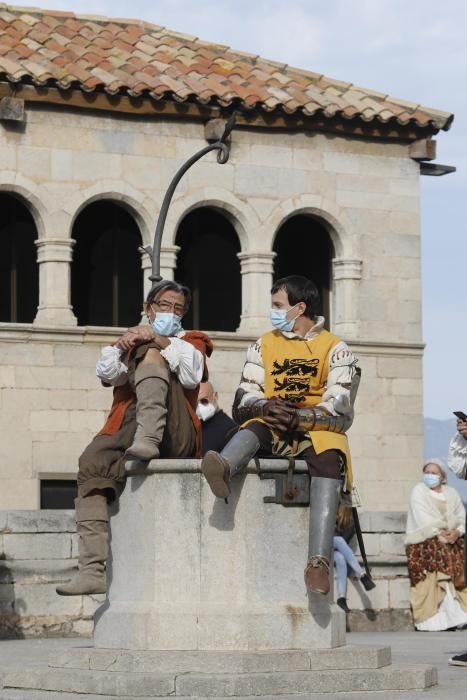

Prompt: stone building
xmin=0 ymin=4 xmax=453 ymax=515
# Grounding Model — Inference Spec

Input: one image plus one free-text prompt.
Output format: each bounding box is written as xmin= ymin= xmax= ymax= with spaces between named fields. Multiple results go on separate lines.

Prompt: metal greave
xmin=220 ymin=428 xmax=260 ymax=478
xmin=308 ymin=476 xmax=341 ymax=561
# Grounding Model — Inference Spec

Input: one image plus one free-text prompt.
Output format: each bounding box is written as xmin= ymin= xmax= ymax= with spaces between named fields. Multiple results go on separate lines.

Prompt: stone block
xmin=95 ymin=469 xmax=345 ymax=651
xmin=1 ymin=560 xmax=76 ymax=584
xmin=15 ymin=367 xmax=71 ymax=390
xmin=50 ymin=149 xmax=73 ymax=180
xmin=389 ymin=579 xmax=411 ymax=609
xmin=0 ymin=366 xmax=15 ymax=387
xmin=0 ymin=480 xmax=38 ymax=510
xmin=3 ymin=534 xmax=71 ymax=560
xmin=377 ymin=357 xmax=422 ymax=379
xmin=380 ymin=533 xmax=406 ymax=556
xmin=70 ymin=367 xmax=100 ymax=390
xmin=49 ymin=390 xmax=88 ymax=411
xmin=2 ymin=388 xmax=49 ymax=411
xmin=72 ymin=151 xmax=122 ymax=181
xmin=234 ymin=164 xmax=313 ymax=199
xmin=0 ymin=511 xmax=7 ymax=532
xmin=12 ymin=582 xmax=82 ymax=615
xmin=0 ymin=343 xmax=54 ymax=367
xmin=347 ymin=579 xmax=390 ymax=610
xmin=30 ymin=410 xmax=69 ymax=432
xmin=369 ymin=512 xmax=407 ymax=533
xmin=17 ymin=147 xmax=51 ymax=180
xmin=32 ymin=435 xmax=83 ymax=472
xmin=69 ymin=410 xmax=105 ymax=433
xmin=86 ymin=388 xmax=114 ymax=411
xmin=391 ymin=378 xmax=423 ymax=396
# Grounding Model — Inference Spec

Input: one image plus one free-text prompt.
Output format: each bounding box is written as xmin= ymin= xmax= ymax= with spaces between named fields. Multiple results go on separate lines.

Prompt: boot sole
xmin=201 ymin=452 xmax=230 ymax=498
xmin=56 ymin=586 xmax=106 ymax=596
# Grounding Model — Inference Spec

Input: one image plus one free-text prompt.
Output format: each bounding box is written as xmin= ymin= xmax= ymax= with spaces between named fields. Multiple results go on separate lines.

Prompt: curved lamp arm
xmin=149 ymin=112 xmax=236 ymax=286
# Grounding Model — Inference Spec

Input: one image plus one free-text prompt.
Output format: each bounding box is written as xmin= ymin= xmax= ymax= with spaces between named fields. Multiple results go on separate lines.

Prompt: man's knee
xmin=140 ymin=347 xmax=166 ymax=367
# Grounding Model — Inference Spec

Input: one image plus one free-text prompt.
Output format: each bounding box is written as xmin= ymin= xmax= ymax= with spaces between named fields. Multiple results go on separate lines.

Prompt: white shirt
xmin=448 ymin=432 xmax=467 ymax=479
xmin=95 ymin=331 xmax=204 ymax=390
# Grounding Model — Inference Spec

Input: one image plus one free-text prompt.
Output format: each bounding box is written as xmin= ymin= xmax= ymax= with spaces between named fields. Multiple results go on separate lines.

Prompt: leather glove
xmin=262 ymin=399 xmax=299 ymax=433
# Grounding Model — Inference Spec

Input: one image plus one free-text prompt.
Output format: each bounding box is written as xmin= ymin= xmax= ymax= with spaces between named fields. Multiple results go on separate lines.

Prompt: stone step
xmin=50 ymin=644 xmax=391 ymax=673
xmin=0 ymin=663 xmax=437 ymax=697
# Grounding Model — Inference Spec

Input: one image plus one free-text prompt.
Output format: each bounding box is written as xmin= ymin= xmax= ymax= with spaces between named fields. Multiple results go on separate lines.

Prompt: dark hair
xmin=271 ymin=275 xmax=320 ymax=319
xmin=146 ymin=280 xmax=191 ymax=310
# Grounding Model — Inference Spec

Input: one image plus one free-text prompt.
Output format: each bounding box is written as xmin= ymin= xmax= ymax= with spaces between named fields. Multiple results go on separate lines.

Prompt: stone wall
xmin=0 ymin=105 xmax=424 ymax=510
xmin=0 ymin=508 xmax=411 ymax=638
xmin=0 ymin=510 xmax=102 ymax=638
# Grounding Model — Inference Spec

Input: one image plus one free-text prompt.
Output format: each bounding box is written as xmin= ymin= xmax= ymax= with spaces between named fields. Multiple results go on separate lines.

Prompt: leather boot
xmin=125 ymin=363 xmax=169 ymax=461
xmin=304 ymin=476 xmax=341 ymax=594
xmin=201 ymin=429 xmax=260 ymax=498
xmin=56 ymin=494 xmax=109 ymax=596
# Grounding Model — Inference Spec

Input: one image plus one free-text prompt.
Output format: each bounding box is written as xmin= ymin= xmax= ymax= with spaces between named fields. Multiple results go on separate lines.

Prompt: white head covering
xmin=423 ymin=458 xmax=447 ymax=484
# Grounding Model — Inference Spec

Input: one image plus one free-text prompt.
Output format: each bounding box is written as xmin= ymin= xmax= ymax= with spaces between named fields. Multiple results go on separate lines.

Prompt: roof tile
xmin=0 ymin=4 xmax=453 ymax=131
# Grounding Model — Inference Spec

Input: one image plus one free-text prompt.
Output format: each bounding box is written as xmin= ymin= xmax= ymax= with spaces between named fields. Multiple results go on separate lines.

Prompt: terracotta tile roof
xmin=0 ymin=4 xmax=453 ymax=132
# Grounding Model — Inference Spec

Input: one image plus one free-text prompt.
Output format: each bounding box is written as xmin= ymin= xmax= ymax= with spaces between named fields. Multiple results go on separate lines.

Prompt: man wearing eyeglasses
xmin=56 ymin=281 xmax=212 ymax=597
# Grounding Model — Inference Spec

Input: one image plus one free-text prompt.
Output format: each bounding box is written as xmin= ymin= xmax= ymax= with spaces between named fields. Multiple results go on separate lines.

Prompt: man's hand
xmin=457 ymin=419 xmax=467 ymax=439
xmin=262 ymin=399 xmax=299 ymax=433
xmin=115 ymin=325 xmax=155 ymax=352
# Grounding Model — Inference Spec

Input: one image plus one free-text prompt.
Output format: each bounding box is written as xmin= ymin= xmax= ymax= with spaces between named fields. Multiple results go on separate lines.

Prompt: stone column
xmin=160 ymin=245 xmax=180 ymax=283
xmin=237 ymin=251 xmax=276 ymax=335
xmin=332 ymin=258 xmax=363 ymax=339
xmin=34 ymin=238 xmax=77 ymax=326
xmin=94 ymin=460 xmax=345 ymax=651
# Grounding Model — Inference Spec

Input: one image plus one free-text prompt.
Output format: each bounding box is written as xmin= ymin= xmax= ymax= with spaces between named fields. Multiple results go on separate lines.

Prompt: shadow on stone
xmin=208 ymin=474 xmax=246 ymax=531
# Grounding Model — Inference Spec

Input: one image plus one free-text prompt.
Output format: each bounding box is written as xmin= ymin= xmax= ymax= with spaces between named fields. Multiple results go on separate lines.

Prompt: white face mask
xmin=196 ymin=401 xmax=217 ymax=422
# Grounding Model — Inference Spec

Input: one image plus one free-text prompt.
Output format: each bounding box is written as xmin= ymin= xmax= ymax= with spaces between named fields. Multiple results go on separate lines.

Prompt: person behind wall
xmin=201 ymin=274 xmax=360 ymax=596
xmin=333 ymin=503 xmax=376 ymax=614
xmin=56 ymin=281 xmax=213 ymax=596
xmin=196 ymin=381 xmax=238 ymax=455
xmin=405 ymin=459 xmax=467 ymax=631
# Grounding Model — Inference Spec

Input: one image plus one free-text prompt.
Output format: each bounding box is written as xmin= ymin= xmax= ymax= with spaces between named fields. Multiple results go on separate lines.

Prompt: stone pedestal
xmin=94 ymin=459 xmax=345 ymax=651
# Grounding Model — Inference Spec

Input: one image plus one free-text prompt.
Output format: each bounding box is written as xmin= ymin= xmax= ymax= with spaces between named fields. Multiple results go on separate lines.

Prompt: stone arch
xmin=68 ymin=185 xmax=153 ymax=246
xmin=0 ymin=177 xmax=47 ymax=240
xmin=164 ymin=187 xmax=260 ymax=252
xmin=265 ymin=196 xmax=357 ymax=260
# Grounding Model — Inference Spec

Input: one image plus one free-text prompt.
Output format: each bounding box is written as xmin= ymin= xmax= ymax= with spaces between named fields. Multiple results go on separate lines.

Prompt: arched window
xmin=0 ymin=193 xmax=39 ymax=323
xmin=175 ymin=207 xmax=241 ymax=331
xmin=71 ymin=201 xmax=143 ymax=327
xmin=273 ymin=215 xmax=334 ymax=326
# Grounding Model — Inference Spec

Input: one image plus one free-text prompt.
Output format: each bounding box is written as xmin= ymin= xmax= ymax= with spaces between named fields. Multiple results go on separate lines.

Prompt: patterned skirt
xmin=406 ymin=536 xmax=465 ymax=590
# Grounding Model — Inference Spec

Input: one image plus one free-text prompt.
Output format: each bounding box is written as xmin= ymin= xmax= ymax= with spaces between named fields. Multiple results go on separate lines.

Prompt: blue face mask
xmin=151 ymin=312 xmax=182 ymax=337
xmin=423 ymin=473 xmax=441 ymax=489
xmin=270 ymin=303 xmax=300 ymax=333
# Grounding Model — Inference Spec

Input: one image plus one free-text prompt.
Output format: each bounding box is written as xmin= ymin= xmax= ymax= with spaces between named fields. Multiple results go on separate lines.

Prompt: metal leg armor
xmin=201 ymin=429 xmax=260 ymax=499
xmin=304 ymin=476 xmax=341 ymax=595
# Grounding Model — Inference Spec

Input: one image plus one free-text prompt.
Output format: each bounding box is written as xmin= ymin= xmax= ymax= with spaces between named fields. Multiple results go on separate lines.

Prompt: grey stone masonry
xmin=0 ymin=510 xmax=103 ymax=639
xmin=0 ymin=508 xmax=412 ymax=639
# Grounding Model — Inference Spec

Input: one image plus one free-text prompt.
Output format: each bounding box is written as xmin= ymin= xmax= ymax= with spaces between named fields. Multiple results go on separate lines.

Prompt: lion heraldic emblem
xmin=271 ymin=357 xmax=320 ymax=401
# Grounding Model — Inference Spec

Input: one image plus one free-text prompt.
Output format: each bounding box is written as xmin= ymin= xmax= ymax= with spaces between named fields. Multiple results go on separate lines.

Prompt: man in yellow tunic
xmin=202 ymin=275 xmax=360 ymax=595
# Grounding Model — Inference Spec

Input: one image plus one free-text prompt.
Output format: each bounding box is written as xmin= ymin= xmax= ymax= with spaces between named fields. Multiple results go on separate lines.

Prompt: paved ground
xmin=0 ymin=630 xmax=466 ymax=698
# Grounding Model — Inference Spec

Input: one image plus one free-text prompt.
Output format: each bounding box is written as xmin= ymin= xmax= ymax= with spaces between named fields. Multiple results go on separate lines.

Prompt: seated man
xmin=202 ymin=275 xmax=359 ymax=596
xmin=197 ymin=381 xmax=238 ymax=454
xmin=57 ymin=280 xmax=212 ymax=596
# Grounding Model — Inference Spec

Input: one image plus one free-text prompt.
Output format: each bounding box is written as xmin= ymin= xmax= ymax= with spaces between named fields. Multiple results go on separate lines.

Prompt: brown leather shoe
xmin=201 ymin=451 xmax=231 ymax=498
xmin=304 ymin=556 xmax=330 ymax=594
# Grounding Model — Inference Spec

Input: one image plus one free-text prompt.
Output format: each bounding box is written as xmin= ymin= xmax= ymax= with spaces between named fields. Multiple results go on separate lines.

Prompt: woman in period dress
xmin=405 ymin=459 xmax=467 ymax=631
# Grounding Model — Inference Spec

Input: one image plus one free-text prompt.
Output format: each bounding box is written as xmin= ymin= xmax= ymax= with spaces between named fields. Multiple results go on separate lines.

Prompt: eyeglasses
xmin=150 ymin=300 xmax=186 ymax=317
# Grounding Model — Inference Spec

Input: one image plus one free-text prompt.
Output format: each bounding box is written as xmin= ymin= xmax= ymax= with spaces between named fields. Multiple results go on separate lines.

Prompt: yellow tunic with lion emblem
xmin=244 ymin=329 xmax=352 ymax=484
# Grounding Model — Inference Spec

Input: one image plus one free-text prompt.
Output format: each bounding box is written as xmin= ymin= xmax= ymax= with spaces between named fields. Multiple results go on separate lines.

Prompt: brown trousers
xmin=245 ymin=420 xmax=343 ymax=480
xmin=78 ymin=347 xmax=196 ymax=500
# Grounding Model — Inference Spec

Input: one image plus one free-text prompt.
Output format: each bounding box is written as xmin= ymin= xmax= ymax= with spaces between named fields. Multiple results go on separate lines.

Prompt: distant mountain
xmin=424 ymin=417 xmax=467 ymax=504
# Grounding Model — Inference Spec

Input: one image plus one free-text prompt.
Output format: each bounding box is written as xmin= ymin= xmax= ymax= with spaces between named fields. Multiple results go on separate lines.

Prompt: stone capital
xmin=35 ymin=238 xmax=75 ymax=264
xmin=332 ymin=258 xmax=363 ymax=281
xmin=237 ymin=251 xmax=276 ymax=275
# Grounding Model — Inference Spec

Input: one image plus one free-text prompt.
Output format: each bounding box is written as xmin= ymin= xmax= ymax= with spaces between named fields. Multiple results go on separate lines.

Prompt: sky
xmin=20 ymin=0 xmax=467 ymax=419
